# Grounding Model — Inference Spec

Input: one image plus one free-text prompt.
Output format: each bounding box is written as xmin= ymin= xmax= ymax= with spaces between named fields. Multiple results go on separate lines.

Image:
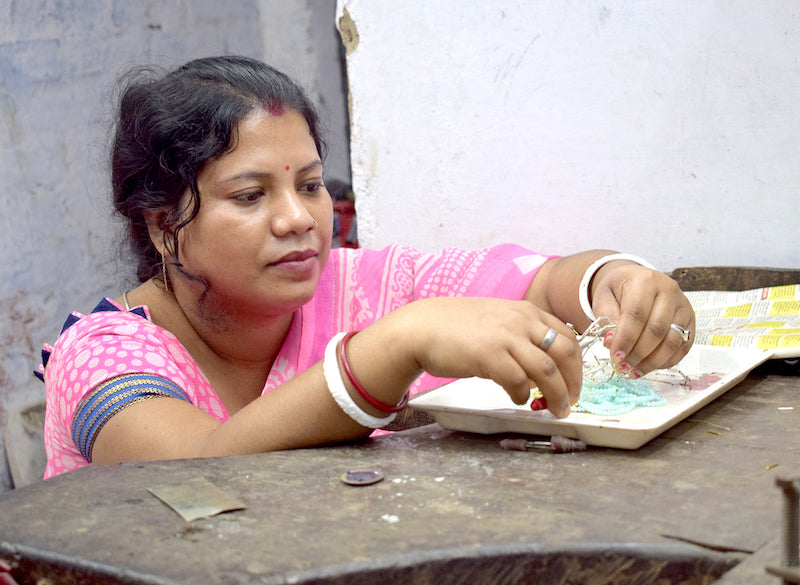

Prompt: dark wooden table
xmin=0 ymin=364 xmax=798 ymax=585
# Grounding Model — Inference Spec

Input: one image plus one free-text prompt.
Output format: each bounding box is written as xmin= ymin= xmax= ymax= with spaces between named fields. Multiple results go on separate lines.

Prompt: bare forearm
xmin=205 ymin=322 xmax=423 ymax=455
xmin=198 ymin=364 xmax=376 ymax=456
xmin=94 ymin=326 xmax=421 ymax=465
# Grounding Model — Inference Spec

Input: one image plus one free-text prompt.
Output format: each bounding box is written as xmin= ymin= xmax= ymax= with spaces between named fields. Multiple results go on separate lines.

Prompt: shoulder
xmin=52 ymin=299 xmax=172 ymax=351
xmin=42 ymin=298 xmax=189 ymax=384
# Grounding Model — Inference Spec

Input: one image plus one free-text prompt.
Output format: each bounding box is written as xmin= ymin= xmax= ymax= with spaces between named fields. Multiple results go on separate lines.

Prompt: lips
xmin=268 ymin=249 xmax=318 ymax=267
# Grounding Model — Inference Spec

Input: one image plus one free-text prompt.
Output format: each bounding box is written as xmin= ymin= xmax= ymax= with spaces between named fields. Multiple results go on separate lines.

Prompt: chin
xmin=264 ymin=283 xmax=319 ymax=313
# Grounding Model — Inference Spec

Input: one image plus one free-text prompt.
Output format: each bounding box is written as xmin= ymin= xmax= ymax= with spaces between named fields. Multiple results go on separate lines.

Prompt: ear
xmin=143 ymin=210 xmax=172 ymax=257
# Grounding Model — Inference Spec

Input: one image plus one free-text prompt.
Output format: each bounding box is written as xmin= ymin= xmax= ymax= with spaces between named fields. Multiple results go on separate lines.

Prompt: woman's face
xmin=174 ymin=107 xmax=333 ymax=320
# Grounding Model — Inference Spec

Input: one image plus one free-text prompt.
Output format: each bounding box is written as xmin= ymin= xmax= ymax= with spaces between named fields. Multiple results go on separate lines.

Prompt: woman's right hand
xmin=359 ymin=297 xmax=583 ymax=418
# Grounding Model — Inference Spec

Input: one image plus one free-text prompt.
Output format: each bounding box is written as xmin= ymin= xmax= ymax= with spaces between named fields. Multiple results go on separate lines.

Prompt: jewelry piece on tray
xmin=573 ymin=316 xmax=690 ymax=385
xmin=531 ymin=316 xmax=668 ymax=415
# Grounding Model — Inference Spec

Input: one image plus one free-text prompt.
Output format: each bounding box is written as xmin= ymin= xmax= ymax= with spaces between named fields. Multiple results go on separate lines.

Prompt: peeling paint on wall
xmin=338 ymin=7 xmax=359 ymax=56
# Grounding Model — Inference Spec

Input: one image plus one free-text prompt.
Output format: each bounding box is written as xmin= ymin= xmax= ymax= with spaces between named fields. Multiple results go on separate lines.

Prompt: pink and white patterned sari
xmin=41 ymin=245 xmax=551 ymax=478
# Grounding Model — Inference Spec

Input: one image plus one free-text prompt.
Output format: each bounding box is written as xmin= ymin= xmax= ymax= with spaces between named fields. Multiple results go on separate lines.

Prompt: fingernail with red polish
xmin=632 ymin=370 xmax=643 ymax=379
xmin=604 ymin=331 xmax=613 ymax=344
xmin=614 ymin=351 xmax=625 ymax=363
xmin=618 ymin=361 xmax=630 ymax=372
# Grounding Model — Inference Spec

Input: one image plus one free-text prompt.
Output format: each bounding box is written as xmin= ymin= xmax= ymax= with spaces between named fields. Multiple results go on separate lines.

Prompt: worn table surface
xmin=1 ymin=367 xmax=798 ymax=585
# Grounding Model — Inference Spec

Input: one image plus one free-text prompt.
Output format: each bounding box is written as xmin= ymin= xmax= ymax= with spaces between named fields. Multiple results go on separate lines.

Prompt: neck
xmin=178 ymin=288 xmax=294 ymax=370
xmin=131 ymin=279 xmax=294 ymax=373
xmin=121 ymin=279 xmax=295 ymax=413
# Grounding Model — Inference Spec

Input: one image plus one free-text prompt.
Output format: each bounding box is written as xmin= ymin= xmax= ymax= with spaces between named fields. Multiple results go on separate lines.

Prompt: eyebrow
xmin=220 ymin=160 xmax=323 ymax=183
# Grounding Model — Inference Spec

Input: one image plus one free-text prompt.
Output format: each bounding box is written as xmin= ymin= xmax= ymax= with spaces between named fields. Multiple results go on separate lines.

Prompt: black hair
xmin=111 ymin=55 xmax=327 ymax=283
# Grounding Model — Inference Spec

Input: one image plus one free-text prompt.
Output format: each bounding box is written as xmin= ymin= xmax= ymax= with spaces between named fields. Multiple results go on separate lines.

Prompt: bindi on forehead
xmin=263 ymin=100 xmax=285 ymax=117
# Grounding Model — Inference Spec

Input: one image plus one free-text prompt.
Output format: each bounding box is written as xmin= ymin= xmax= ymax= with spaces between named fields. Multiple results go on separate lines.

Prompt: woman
xmin=39 ymin=56 xmax=694 ymax=479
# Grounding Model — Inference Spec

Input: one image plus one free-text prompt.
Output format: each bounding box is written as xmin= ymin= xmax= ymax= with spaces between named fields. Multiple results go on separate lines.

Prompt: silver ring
xmin=539 ymin=327 xmax=558 ymax=351
xmin=670 ymin=323 xmax=691 ymax=342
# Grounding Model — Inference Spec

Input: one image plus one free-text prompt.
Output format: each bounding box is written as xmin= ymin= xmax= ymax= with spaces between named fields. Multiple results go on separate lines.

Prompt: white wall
xmin=338 ymin=1 xmax=800 ymax=271
xmin=259 ymin=0 xmax=351 ymax=183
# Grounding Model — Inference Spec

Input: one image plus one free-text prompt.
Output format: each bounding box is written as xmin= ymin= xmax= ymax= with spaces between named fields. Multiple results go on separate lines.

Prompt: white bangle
xmin=578 ymin=253 xmax=656 ymax=321
xmin=323 ymin=332 xmax=396 ymax=428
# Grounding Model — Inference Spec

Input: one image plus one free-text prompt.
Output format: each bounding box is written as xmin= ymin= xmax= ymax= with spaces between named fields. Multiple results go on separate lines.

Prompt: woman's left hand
xmin=590 ymin=261 xmax=695 ymax=376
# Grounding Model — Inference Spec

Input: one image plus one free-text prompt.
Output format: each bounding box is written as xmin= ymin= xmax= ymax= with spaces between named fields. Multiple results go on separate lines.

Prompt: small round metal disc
xmin=341 ymin=468 xmax=384 ymax=486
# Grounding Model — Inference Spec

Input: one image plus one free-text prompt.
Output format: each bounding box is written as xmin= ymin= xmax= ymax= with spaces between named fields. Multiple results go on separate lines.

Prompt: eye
xmin=233 ymin=190 xmax=263 ymax=203
xmin=300 ymin=181 xmax=326 ymax=195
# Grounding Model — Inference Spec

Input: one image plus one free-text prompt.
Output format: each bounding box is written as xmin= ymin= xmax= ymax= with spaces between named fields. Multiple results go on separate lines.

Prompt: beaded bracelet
xmin=578 ymin=253 xmax=656 ymax=321
xmin=339 ymin=331 xmax=409 ymax=414
xmin=323 ymin=332 xmax=396 ymax=428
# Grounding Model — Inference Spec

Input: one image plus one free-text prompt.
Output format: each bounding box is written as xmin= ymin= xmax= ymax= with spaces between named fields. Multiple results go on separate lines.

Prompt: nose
xmin=270 ymin=189 xmax=316 ymax=237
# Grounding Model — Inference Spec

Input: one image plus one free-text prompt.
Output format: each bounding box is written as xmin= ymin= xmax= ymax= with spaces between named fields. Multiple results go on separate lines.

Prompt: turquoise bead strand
xmin=573 ymin=376 xmax=666 ymax=416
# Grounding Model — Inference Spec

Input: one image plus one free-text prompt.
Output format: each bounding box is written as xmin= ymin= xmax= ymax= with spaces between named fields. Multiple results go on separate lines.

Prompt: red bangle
xmin=338 ymin=331 xmax=409 ymax=413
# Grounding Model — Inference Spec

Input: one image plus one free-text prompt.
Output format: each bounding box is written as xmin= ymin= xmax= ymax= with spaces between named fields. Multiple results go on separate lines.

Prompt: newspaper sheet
xmin=684 ymin=284 xmax=800 ymax=359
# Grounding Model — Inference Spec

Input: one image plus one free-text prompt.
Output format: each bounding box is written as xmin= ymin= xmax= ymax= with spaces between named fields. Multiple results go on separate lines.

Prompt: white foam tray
xmin=409 ymin=344 xmax=772 ymax=449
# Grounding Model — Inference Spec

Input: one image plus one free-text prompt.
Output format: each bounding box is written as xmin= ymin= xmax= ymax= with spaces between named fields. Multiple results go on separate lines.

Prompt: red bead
xmin=530 ymin=397 xmax=548 ymax=411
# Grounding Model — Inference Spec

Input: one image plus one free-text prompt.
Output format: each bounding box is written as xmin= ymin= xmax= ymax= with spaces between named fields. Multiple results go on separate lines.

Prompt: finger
xmin=661 ymin=339 xmax=692 ymax=371
xmin=540 ymin=328 xmax=583 ymax=404
xmin=515 ymin=325 xmax=582 ymax=417
xmin=528 ymin=354 xmax=571 ymax=417
xmin=484 ymin=354 xmax=540 ymax=406
xmin=590 ymin=286 xmax=623 ymax=327
xmin=645 ymin=313 xmax=696 ymax=371
xmin=490 ymin=345 xmax=569 ymax=413
xmin=623 ymin=306 xmax=675 ymax=369
xmin=620 ymin=302 xmax=695 ymax=373
xmin=633 ymin=326 xmax=689 ymax=373
xmin=606 ymin=291 xmax=656 ymax=368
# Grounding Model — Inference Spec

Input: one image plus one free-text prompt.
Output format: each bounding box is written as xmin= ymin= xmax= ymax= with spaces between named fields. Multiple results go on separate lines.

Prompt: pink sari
xmin=42 ymin=245 xmax=551 ymax=478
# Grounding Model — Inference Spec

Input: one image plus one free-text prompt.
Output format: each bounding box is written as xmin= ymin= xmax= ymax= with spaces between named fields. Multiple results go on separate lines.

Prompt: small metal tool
xmin=499 ymin=435 xmax=587 ymax=454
